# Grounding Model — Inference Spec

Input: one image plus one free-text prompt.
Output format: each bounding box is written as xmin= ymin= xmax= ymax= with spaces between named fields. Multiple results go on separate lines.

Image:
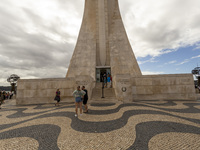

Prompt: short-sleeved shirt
xmin=72 ymin=90 xmax=86 ymax=98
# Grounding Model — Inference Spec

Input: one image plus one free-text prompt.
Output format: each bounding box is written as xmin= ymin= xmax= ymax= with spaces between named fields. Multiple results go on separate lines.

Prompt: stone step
xmin=94 ymin=83 xmax=113 ymax=89
xmin=92 ymin=94 xmax=114 ymax=97
xmin=92 ymin=90 xmax=115 ymax=97
xmin=91 ymin=83 xmax=116 ymax=101
xmin=95 ymin=82 xmax=103 ymax=88
xmin=89 ymin=98 xmax=117 ymax=103
xmin=93 ymin=88 xmax=114 ymax=91
xmin=92 ymin=96 xmax=116 ymax=99
xmin=92 ymin=91 xmax=114 ymax=95
xmin=92 ymin=87 xmax=115 ymax=91
xmin=92 ymin=90 xmax=114 ymax=94
xmin=92 ymin=93 xmax=115 ymax=96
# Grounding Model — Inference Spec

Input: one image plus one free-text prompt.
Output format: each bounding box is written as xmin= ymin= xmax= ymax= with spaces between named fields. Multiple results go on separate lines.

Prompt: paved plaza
xmin=0 ymin=99 xmax=200 ymax=150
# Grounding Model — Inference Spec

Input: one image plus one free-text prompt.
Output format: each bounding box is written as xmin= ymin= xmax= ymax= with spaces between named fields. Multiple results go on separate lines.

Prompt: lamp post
xmin=7 ymin=74 xmax=20 ymax=94
xmin=101 ymin=81 xmax=105 ymax=98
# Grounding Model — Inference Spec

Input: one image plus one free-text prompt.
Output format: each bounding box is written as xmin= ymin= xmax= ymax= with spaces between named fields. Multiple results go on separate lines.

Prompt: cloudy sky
xmin=0 ymin=0 xmax=200 ymax=86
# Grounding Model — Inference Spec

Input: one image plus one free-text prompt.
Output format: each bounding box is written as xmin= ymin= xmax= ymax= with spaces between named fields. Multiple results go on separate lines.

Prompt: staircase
xmin=90 ymin=82 xmax=117 ymax=102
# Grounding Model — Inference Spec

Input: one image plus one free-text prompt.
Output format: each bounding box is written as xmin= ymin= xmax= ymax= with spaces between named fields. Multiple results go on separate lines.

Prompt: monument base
xmin=16 ymin=74 xmax=197 ymax=105
xmin=114 ymin=74 xmax=197 ymax=101
xmin=16 ymin=76 xmax=95 ymax=105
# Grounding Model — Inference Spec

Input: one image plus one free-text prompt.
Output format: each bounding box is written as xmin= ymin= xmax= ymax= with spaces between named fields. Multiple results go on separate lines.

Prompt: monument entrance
xmin=96 ymin=67 xmax=111 ymax=83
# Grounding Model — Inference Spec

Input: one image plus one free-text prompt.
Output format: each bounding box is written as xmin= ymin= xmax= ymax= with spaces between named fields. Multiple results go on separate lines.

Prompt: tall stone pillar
xmin=98 ymin=0 xmax=107 ymax=66
xmin=66 ymin=0 xmax=141 ymax=80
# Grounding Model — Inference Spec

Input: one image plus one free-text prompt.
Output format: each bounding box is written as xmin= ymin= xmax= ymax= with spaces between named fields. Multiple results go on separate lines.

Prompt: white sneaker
xmin=75 ymin=114 xmax=78 ymax=117
xmin=80 ymin=114 xmax=83 ymax=116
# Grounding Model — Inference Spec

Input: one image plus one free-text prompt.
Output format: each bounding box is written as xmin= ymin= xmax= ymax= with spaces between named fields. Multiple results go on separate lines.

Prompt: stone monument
xmin=16 ymin=0 xmax=197 ymax=105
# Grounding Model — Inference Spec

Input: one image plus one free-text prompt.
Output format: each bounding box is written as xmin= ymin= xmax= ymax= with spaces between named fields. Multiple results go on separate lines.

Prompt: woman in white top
xmin=72 ymin=86 xmax=86 ymax=117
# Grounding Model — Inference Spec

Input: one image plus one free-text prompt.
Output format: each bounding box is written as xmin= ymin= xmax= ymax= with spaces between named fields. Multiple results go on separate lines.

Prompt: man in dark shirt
xmin=82 ymin=86 xmax=88 ymax=113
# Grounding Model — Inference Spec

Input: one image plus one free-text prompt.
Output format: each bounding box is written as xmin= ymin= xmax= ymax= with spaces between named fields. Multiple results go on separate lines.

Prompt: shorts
xmin=75 ymin=97 xmax=82 ymax=103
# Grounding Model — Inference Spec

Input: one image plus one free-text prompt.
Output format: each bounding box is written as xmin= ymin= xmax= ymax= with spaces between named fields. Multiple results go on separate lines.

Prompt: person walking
xmin=82 ymin=86 xmax=88 ymax=113
xmin=72 ymin=86 xmax=86 ymax=117
xmin=54 ymin=89 xmax=61 ymax=106
xmin=107 ymin=74 xmax=111 ymax=88
xmin=103 ymin=72 xmax=107 ymax=87
xmin=110 ymin=74 xmax=112 ymax=88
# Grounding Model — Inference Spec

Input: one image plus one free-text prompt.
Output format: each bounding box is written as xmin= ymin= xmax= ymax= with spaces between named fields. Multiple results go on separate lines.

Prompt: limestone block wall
xmin=73 ymin=75 xmax=96 ymax=102
xmin=17 ymin=78 xmax=76 ymax=105
xmin=114 ymin=74 xmax=197 ymax=101
xmin=16 ymin=76 xmax=95 ymax=105
xmin=113 ymin=74 xmax=133 ymax=102
xmin=132 ymin=74 xmax=197 ymax=100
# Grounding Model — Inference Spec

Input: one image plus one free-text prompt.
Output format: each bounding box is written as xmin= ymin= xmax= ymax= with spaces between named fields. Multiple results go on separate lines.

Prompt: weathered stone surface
xmin=16 ymin=76 xmax=96 ymax=105
xmin=131 ymin=74 xmax=197 ymax=101
xmin=16 ymin=78 xmax=76 ymax=105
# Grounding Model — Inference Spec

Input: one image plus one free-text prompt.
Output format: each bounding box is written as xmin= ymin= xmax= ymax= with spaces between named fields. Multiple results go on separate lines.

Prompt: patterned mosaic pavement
xmin=0 ymin=99 xmax=200 ymax=150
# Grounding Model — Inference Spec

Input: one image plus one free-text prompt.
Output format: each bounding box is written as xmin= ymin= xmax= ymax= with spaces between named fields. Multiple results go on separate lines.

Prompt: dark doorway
xmin=96 ymin=68 xmax=111 ymax=82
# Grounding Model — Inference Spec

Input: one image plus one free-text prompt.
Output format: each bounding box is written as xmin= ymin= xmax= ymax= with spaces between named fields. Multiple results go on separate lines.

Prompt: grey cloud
xmin=119 ymin=0 xmax=133 ymax=16
xmin=191 ymin=14 xmax=200 ymax=29
xmin=0 ymin=5 xmax=75 ymax=67
xmin=57 ymin=0 xmax=83 ymax=15
xmin=121 ymin=0 xmax=200 ymax=58
xmin=22 ymin=8 xmax=44 ymax=25
xmin=0 ymin=0 xmax=79 ymax=85
xmin=0 ymin=5 xmax=23 ymax=24
xmin=0 ymin=14 xmax=74 ymax=84
xmin=132 ymin=21 xmax=181 ymax=50
xmin=1 ymin=33 xmax=74 ymax=69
